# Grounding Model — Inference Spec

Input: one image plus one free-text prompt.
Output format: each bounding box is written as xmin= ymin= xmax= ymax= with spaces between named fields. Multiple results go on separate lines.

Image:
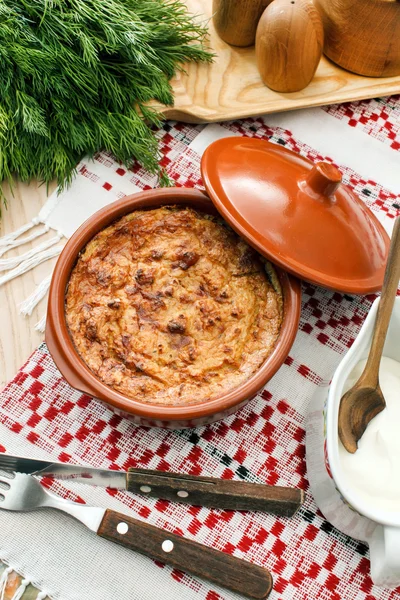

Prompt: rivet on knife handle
xmin=98 ymin=509 xmax=273 ymax=600
xmin=127 ymin=468 xmax=304 ymax=516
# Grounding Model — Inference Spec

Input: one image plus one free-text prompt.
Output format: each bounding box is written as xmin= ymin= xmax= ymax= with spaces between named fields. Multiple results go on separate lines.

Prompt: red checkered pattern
xmin=1 ymin=96 xmax=400 ymax=600
xmin=323 ymin=94 xmax=400 ymax=151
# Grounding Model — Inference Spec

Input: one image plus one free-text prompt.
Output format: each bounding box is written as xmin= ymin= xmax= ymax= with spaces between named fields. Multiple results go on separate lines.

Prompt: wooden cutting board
xmin=156 ymin=0 xmax=400 ymax=123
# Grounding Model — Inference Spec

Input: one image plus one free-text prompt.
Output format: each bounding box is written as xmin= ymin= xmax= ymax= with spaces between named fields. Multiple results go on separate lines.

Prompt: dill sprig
xmin=0 ymin=0 xmax=212 ymax=199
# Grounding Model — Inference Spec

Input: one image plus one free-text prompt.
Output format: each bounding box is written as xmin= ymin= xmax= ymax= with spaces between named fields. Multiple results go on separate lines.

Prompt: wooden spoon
xmin=339 ymin=217 xmax=400 ymax=454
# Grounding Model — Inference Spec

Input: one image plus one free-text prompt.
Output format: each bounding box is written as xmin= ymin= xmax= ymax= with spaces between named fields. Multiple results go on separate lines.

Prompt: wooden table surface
xmin=0 ymin=181 xmax=60 ymax=388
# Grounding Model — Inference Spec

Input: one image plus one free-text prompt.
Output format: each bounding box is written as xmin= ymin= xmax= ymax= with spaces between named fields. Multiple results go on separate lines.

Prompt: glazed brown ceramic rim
xmin=46 ymin=188 xmax=301 ymax=422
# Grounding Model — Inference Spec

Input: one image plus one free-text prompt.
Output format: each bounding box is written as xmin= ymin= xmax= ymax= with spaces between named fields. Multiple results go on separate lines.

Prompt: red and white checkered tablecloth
xmin=0 ymin=95 xmax=400 ymax=600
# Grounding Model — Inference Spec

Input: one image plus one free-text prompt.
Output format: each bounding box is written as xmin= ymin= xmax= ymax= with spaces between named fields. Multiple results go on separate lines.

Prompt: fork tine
xmin=0 ymin=472 xmax=48 ymax=512
xmin=0 ymin=464 xmax=17 ymax=477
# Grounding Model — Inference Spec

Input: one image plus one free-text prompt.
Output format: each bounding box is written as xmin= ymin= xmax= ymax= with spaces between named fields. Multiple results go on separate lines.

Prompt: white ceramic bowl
xmin=306 ymin=297 xmax=400 ymax=588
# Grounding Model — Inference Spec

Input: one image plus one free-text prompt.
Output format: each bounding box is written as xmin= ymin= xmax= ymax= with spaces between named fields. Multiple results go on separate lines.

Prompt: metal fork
xmin=0 ymin=471 xmax=273 ymax=600
xmin=0 ymin=470 xmax=104 ymax=529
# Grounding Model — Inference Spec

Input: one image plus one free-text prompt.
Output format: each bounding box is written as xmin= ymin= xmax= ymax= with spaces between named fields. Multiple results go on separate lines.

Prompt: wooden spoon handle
xmin=98 ymin=510 xmax=273 ymax=599
xmin=127 ymin=468 xmax=303 ymax=515
xmin=364 ymin=217 xmax=400 ymax=383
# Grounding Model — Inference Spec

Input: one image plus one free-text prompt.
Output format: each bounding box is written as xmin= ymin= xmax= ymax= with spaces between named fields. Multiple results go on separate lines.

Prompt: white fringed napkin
xmin=0 ymin=156 xmax=141 ymax=330
xmin=0 ymin=100 xmax=399 ymax=600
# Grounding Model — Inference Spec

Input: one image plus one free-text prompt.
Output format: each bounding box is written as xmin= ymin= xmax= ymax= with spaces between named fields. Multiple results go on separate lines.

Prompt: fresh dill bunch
xmin=0 ymin=0 xmax=212 ymax=200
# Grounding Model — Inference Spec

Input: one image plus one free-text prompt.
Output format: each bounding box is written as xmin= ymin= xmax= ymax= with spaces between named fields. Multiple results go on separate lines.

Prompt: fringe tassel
xmin=0 ymin=218 xmax=40 ymax=249
xmin=19 ymin=274 xmax=52 ymax=316
xmin=35 ymin=314 xmax=46 ymax=332
xmin=0 ymin=566 xmax=47 ymax=600
xmin=10 ymin=578 xmax=30 ymax=600
xmin=0 ymin=226 xmax=49 ymax=258
xmin=0 ymin=235 xmax=62 ymax=272
xmin=0 ymin=246 xmax=63 ymax=287
xmin=0 ymin=567 xmax=13 ymax=600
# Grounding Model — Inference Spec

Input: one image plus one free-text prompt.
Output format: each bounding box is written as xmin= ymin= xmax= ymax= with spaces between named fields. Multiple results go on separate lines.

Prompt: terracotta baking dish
xmin=46 ymin=187 xmax=301 ymax=429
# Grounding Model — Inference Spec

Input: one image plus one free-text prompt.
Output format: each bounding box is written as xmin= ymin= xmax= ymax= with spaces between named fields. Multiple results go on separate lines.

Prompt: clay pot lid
xmin=200 ymin=137 xmax=390 ymax=294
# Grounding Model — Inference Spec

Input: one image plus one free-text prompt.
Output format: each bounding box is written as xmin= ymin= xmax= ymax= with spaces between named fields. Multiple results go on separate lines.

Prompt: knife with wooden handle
xmin=0 ymin=453 xmax=303 ymax=515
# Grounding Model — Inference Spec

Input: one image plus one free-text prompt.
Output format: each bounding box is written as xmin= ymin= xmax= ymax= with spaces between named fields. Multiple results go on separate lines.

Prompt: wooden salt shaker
xmin=213 ymin=0 xmax=273 ymax=47
xmin=256 ymin=0 xmax=324 ymax=92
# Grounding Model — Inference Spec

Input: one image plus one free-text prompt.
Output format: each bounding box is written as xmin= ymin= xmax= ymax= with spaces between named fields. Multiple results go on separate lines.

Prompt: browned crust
xmin=65 ymin=207 xmax=283 ymax=406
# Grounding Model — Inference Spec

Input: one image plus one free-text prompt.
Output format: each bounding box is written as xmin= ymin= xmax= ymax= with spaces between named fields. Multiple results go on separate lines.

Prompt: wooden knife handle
xmin=127 ymin=468 xmax=303 ymax=516
xmin=98 ymin=509 xmax=273 ymax=599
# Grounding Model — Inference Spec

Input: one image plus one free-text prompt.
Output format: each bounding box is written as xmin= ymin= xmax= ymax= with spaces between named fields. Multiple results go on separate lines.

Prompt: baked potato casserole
xmin=65 ymin=207 xmax=283 ymax=405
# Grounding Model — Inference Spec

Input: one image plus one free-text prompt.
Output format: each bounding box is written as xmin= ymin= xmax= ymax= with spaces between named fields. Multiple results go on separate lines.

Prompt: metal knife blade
xmin=0 ymin=453 xmax=126 ymax=488
xmin=0 ymin=452 xmax=304 ymax=516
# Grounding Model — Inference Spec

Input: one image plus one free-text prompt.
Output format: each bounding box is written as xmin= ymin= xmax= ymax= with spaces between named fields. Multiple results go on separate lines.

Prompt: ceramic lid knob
xmin=301 ymin=162 xmax=342 ymax=199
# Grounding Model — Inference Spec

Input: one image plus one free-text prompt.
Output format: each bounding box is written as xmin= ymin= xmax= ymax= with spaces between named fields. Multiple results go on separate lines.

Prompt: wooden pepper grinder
xmin=315 ymin=0 xmax=400 ymax=77
xmin=213 ymin=0 xmax=274 ymax=47
xmin=256 ymin=0 xmax=324 ymax=92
